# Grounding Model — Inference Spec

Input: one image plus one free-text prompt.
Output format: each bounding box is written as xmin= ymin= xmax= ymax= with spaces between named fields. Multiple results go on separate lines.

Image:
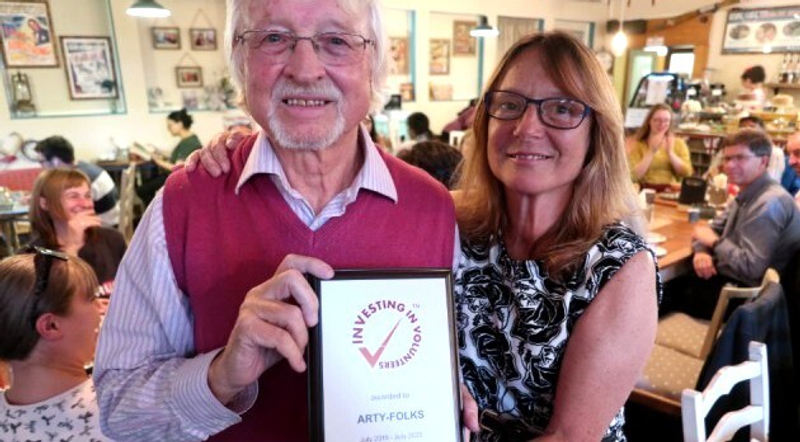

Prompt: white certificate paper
xmin=308 ymin=270 xmax=461 ymax=442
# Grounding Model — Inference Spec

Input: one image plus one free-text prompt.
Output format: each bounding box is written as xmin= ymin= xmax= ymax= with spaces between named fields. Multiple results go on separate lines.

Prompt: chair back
xmin=681 ymin=341 xmax=769 ymax=442
xmin=698 ymin=269 xmax=780 ymax=360
xmin=117 ymin=162 xmax=137 ymax=242
xmin=448 ymin=130 xmax=466 ymax=148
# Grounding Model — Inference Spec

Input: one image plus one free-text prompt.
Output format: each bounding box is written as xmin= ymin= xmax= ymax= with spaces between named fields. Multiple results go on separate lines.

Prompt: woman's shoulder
xmin=595 ymin=223 xmax=650 ymax=257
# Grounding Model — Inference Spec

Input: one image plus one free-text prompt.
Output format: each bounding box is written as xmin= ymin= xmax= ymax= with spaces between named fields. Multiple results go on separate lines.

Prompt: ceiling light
xmin=126 ymin=0 xmax=171 ymax=18
xmin=611 ymin=30 xmax=628 ymax=57
xmin=470 ymin=16 xmax=499 ymax=38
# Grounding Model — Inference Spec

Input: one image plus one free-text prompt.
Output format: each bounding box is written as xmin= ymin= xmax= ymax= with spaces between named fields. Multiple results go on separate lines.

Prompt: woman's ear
xmin=34 ymin=312 xmax=63 ymax=341
xmin=39 ymin=196 xmax=48 ymax=212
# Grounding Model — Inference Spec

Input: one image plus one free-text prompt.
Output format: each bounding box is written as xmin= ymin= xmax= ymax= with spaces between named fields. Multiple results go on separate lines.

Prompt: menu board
xmin=723 ymin=6 xmax=800 ymax=54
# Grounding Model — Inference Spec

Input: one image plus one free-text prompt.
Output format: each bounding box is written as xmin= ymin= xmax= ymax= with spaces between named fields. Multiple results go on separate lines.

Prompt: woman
xmin=187 ymin=32 xmax=660 ymax=441
xmin=137 ymin=109 xmax=203 ymax=206
xmin=0 ymin=249 xmax=109 ymax=440
xmin=454 ymin=32 xmax=658 ymax=440
xmin=628 ymin=103 xmax=693 ymax=186
xmin=740 ymin=65 xmax=767 ymax=108
xmin=29 ymin=168 xmax=126 ymax=298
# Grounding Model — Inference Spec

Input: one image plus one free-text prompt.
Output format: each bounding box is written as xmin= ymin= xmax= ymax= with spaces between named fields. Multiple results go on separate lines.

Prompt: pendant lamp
xmin=126 ymin=0 xmax=171 ymax=18
xmin=470 ymin=16 xmax=499 ymax=38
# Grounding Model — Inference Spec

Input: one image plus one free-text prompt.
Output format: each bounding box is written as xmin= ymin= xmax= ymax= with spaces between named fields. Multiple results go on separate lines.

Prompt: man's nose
xmin=284 ymin=39 xmax=325 ymax=82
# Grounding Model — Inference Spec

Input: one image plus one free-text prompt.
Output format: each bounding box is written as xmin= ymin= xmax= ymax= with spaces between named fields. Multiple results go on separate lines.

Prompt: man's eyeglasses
xmin=722 ymin=154 xmax=761 ymax=164
xmin=20 ymin=245 xmax=68 ymax=298
xmin=485 ymin=90 xmax=592 ymax=130
xmin=233 ymin=31 xmax=374 ymax=66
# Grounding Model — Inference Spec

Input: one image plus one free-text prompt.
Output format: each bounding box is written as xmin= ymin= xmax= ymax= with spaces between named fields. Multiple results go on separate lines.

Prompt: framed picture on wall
xmin=190 ymin=28 xmax=217 ymax=51
xmin=152 ymin=26 xmax=180 ymax=50
xmin=400 ymin=82 xmax=414 ymax=102
xmin=60 ymin=36 xmax=118 ymax=100
xmin=0 ymin=0 xmax=58 ymax=67
xmin=722 ymin=6 xmax=800 ymax=53
xmin=389 ymin=36 xmax=409 ymax=75
xmin=429 ymin=38 xmax=450 ymax=75
xmin=452 ymin=20 xmax=476 ymax=56
xmin=176 ymin=66 xmax=203 ymax=88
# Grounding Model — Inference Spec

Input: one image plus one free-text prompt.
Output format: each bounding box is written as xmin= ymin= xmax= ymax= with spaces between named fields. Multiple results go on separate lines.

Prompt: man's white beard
xmin=267 ymin=80 xmax=345 ymax=151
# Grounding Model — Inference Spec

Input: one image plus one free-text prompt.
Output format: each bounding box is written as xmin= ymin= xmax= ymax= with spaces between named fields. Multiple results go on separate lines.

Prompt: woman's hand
xmin=68 ymin=210 xmax=102 ymax=236
xmin=184 ymin=128 xmax=252 ymax=176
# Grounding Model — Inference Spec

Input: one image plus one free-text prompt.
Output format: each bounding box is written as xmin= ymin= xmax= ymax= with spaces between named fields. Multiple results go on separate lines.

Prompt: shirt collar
xmin=235 ymin=128 xmax=397 ymax=203
xmin=736 ymin=172 xmax=773 ymax=205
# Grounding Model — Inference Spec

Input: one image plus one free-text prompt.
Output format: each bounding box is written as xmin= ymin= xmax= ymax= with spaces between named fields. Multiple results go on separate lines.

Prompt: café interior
xmin=1 ymin=0 xmax=800 ymax=440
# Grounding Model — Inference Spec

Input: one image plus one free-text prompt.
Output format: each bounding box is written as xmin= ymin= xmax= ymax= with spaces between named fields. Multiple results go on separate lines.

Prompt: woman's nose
xmin=514 ymin=105 xmax=546 ymax=135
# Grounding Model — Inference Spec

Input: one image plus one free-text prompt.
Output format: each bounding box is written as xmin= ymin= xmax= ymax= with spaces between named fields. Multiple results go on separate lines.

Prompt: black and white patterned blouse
xmin=455 ymin=223 xmax=660 ymax=442
xmin=0 ymin=379 xmax=109 ymax=442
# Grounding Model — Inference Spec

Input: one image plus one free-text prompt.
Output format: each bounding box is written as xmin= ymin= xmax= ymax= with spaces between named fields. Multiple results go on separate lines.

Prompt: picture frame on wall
xmin=452 ymin=20 xmax=476 ymax=56
xmin=389 ymin=36 xmax=409 ymax=75
xmin=189 ymin=28 xmax=217 ymax=51
xmin=60 ymin=36 xmax=118 ymax=100
xmin=0 ymin=0 xmax=58 ymax=67
xmin=429 ymin=39 xmax=450 ymax=75
xmin=400 ymin=82 xmax=414 ymax=102
xmin=722 ymin=6 xmax=800 ymax=54
xmin=152 ymin=26 xmax=180 ymax=50
xmin=176 ymin=66 xmax=203 ymax=88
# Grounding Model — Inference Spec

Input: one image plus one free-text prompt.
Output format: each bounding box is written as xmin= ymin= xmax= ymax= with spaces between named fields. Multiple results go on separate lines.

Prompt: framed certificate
xmin=308 ymin=269 xmax=462 ymax=442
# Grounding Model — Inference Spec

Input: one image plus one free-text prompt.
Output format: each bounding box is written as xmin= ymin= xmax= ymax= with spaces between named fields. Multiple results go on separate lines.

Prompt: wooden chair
xmin=681 ymin=341 xmax=769 ymax=442
xmin=117 ymin=162 xmax=137 ymax=242
xmin=630 ymin=269 xmax=779 ymax=416
xmin=657 ymin=269 xmax=780 ymax=360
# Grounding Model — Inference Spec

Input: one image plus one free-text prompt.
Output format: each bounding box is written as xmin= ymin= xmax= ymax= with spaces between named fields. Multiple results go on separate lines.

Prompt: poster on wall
xmin=452 ymin=20 xmax=476 ymax=56
xmin=723 ymin=6 xmax=800 ymax=53
xmin=0 ymin=0 xmax=57 ymax=67
xmin=60 ymin=36 xmax=118 ymax=100
xmin=429 ymin=39 xmax=450 ymax=75
xmin=389 ymin=36 xmax=409 ymax=75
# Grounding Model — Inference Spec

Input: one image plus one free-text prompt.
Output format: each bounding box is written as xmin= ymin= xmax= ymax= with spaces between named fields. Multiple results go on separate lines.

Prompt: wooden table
xmin=650 ymin=199 xmax=696 ymax=282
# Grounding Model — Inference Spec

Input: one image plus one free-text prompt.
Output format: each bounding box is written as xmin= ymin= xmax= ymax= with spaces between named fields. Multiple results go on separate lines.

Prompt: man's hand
xmin=693 ymin=252 xmax=717 ymax=279
xmin=692 ymin=224 xmax=719 ymax=249
xmin=184 ymin=128 xmax=252 ymax=176
xmin=207 ymin=254 xmax=334 ymax=405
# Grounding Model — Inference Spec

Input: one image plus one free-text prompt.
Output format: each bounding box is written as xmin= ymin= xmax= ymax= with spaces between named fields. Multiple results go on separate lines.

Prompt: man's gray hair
xmin=225 ymin=0 xmax=389 ymax=113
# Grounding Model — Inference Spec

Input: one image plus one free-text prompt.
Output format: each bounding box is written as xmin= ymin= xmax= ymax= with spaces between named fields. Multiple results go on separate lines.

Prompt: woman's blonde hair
xmin=455 ymin=31 xmax=643 ymax=281
xmin=29 ymin=168 xmax=91 ymax=249
xmin=633 ymin=103 xmax=674 ymax=143
xmin=0 ymin=253 xmax=98 ymax=361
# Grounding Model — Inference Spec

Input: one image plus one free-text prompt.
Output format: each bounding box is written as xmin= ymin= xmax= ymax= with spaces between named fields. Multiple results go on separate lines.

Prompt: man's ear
xmin=34 ymin=312 xmax=63 ymax=341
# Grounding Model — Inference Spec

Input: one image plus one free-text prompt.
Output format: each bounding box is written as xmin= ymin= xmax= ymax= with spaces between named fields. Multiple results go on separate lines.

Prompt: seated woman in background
xmin=397 ymin=140 xmax=463 ymax=189
xmin=29 ymin=168 xmax=127 ymax=298
xmin=454 ymin=32 xmax=658 ymax=440
xmin=137 ymin=108 xmax=203 ymax=206
xmin=627 ymin=103 xmax=693 ymax=187
xmin=0 ymin=250 xmax=109 ymax=440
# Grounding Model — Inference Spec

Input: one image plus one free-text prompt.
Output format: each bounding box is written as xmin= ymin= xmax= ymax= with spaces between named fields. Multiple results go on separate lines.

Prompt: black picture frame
xmin=307 ymin=269 xmax=462 ymax=442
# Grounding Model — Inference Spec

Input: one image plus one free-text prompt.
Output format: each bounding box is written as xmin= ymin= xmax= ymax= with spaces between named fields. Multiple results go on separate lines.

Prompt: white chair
xmin=117 ymin=162 xmax=137 ymax=242
xmin=448 ymin=130 xmax=466 ymax=148
xmin=681 ymin=341 xmax=769 ymax=442
xmin=657 ymin=269 xmax=779 ymax=360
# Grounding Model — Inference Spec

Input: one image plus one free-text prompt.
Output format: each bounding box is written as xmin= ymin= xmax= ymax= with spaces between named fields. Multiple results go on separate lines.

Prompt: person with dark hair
xmin=36 ymin=136 xmax=120 ymax=227
xmin=667 ymin=128 xmax=800 ymax=318
xmin=627 ymin=103 xmax=693 ymax=186
xmin=136 ymin=109 xmax=203 ymax=206
xmin=707 ymin=115 xmax=785 ymax=181
xmin=740 ymin=65 xmax=767 ymax=108
xmin=397 ymin=112 xmax=434 ymax=151
xmin=397 ymin=140 xmax=462 ymax=189
xmin=0 ymin=250 xmax=109 ymax=441
xmin=28 ymin=168 xmax=127 ymax=299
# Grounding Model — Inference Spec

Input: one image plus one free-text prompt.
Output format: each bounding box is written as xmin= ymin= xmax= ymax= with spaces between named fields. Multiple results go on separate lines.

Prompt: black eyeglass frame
xmin=20 ymin=245 xmax=69 ymax=299
xmin=484 ymin=90 xmax=593 ymax=130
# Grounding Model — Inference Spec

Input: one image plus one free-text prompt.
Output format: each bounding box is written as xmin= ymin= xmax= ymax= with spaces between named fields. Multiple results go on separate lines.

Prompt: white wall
xmin=0 ymin=0 xmax=671 ymax=163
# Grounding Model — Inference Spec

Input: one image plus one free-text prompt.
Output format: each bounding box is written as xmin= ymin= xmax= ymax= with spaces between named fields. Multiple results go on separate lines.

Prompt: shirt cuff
xmin=171 ymin=348 xmax=259 ymax=438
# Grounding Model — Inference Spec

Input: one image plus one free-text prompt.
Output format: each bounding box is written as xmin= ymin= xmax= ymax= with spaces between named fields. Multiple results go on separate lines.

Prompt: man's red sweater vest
xmin=163 ymin=136 xmax=455 ymax=441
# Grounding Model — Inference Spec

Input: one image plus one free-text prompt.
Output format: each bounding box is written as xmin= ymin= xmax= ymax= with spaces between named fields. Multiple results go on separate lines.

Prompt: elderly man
xmin=94 ymin=1 xmax=472 ymax=440
xmin=787 ymin=131 xmax=800 ymax=209
xmin=668 ymin=129 xmax=800 ymax=318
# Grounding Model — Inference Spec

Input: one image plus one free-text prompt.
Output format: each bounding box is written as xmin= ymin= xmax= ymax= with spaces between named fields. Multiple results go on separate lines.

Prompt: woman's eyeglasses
xmin=485 ymin=90 xmax=592 ymax=130
xmin=20 ymin=245 xmax=68 ymax=298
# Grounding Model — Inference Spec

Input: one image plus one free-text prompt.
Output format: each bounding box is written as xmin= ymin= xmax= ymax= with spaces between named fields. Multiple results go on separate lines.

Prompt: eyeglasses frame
xmin=484 ymin=90 xmax=593 ymax=130
xmin=233 ymin=30 xmax=374 ymax=65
